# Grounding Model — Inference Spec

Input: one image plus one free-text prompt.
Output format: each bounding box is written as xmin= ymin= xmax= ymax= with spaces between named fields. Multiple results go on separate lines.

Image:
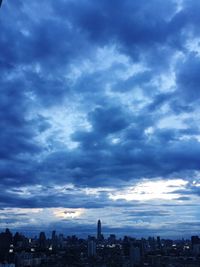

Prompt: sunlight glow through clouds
xmin=109 ymin=179 xmax=188 ymax=201
xmin=53 ymin=208 xmax=85 ymax=219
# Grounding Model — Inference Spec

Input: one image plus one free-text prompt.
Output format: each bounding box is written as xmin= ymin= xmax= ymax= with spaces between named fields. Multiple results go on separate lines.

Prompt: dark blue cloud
xmin=176 ymin=53 xmax=200 ymax=102
xmin=1 ymin=0 xmax=200 ymax=235
xmin=113 ymin=71 xmax=153 ymax=92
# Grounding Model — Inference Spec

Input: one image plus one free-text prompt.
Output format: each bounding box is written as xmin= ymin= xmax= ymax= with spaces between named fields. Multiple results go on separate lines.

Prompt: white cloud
xmin=109 ymin=179 xmax=188 ymax=201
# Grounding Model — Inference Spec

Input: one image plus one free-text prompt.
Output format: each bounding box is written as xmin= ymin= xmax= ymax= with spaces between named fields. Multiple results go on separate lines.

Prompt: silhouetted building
xmin=108 ymin=234 xmax=116 ymax=244
xmin=0 ymin=229 xmax=13 ymax=261
xmin=97 ymin=219 xmax=101 ymax=240
xmin=0 ymin=227 xmax=200 ymax=267
xmin=39 ymin=232 xmax=46 ymax=250
xmin=191 ymin=236 xmax=200 ymax=256
xmin=123 ymin=236 xmax=131 ymax=256
xmin=157 ymin=236 xmax=161 ymax=249
xmin=88 ymin=237 xmax=96 ymax=257
xmin=191 ymin=236 xmax=200 ymax=246
xmin=130 ymin=241 xmax=143 ymax=267
xmin=51 ymin=230 xmax=58 ymax=250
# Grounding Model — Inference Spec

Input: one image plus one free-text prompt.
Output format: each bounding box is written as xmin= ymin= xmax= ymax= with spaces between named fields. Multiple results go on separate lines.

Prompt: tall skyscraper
xmin=97 ymin=219 xmax=101 ymax=240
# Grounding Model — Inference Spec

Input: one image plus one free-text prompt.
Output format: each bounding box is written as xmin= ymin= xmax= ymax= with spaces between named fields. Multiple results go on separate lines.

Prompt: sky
xmin=0 ymin=0 xmax=200 ymax=238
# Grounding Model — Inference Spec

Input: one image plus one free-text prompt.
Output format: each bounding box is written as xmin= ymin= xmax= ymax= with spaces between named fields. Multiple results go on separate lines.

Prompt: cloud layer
xmin=1 ymin=0 xmax=200 ymax=237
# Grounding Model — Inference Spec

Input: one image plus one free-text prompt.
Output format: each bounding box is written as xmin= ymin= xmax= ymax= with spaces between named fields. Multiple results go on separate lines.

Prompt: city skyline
xmin=1 ymin=0 xmax=200 ymax=238
xmin=1 ymin=224 xmax=200 ymax=267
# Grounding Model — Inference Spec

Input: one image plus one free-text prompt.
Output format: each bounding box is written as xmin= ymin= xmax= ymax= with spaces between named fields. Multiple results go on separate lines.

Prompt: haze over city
xmin=1 ymin=0 xmax=200 ymax=239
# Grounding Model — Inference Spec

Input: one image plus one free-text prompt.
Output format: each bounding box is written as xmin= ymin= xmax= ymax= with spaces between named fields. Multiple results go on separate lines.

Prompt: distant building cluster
xmin=0 ymin=220 xmax=200 ymax=266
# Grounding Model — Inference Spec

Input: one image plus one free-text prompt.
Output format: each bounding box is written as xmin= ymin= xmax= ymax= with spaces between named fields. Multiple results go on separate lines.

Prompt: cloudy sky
xmin=1 ymin=0 xmax=200 ymax=238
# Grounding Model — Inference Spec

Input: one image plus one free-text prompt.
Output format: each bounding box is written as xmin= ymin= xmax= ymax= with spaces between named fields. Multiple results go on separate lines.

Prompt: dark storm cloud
xmin=0 ymin=78 xmax=42 ymax=186
xmin=0 ymin=0 xmax=200 ymax=236
xmin=65 ymin=104 xmax=200 ymax=186
xmin=0 ymin=182 xmax=140 ymax=209
xmin=0 ymin=3 xmax=88 ymax=67
xmin=176 ymin=53 xmax=200 ymax=102
xmin=36 ymin=95 xmax=200 ymax=188
xmin=52 ymin=0 xmax=200 ymax=71
xmin=58 ymin=0 xmax=176 ymax=46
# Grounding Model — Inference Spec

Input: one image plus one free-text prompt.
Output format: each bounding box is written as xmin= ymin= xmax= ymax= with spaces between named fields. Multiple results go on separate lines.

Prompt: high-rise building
xmin=39 ymin=232 xmax=46 ymax=250
xmin=51 ymin=230 xmax=58 ymax=250
xmin=97 ymin=219 xmax=101 ymax=240
xmin=191 ymin=236 xmax=200 ymax=255
xmin=157 ymin=236 xmax=161 ymax=249
xmin=130 ymin=241 xmax=143 ymax=267
xmin=88 ymin=237 xmax=96 ymax=257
